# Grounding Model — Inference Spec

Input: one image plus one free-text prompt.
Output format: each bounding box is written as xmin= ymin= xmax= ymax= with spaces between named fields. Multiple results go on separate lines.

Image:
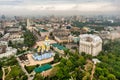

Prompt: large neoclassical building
xmin=79 ymin=34 xmax=102 ymax=56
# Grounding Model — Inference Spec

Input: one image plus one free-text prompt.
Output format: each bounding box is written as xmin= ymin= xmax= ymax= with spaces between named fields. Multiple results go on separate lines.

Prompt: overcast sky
xmin=0 ymin=0 xmax=119 ymax=16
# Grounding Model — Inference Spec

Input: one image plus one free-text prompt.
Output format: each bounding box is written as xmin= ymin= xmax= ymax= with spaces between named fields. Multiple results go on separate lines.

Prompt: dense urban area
xmin=0 ymin=15 xmax=120 ymax=80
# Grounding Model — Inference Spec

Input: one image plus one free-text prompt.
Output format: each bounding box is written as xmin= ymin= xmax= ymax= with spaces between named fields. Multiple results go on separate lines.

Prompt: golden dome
xmin=83 ymin=27 xmax=89 ymax=31
xmin=45 ymin=35 xmax=49 ymax=40
xmin=37 ymin=46 xmax=41 ymax=52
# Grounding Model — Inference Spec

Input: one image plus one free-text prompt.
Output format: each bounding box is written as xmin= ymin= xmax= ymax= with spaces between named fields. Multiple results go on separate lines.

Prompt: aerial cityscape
xmin=0 ymin=0 xmax=120 ymax=80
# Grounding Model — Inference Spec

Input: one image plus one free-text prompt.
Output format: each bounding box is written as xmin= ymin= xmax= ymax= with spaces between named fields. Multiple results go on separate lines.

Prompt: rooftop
xmin=39 ymin=29 xmax=48 ymax=32
xmin=80 ymin=34 xmax=102 ymax=43
xmin=52 ymin=43 xmax=67 ymax=50
xmin=34 ymin=64 xmax=52 ymax=73
xmin=32 ymin=52 xmax=54 ymax=61
xmin=19 ymin=54 xmax=28 ymax=61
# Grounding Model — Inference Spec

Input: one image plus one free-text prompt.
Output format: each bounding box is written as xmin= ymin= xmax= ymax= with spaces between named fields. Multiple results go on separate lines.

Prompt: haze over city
xmin=0 ymin=0 xmax=120 ymax=16
xmin=1 ymin=0 xmax=120 ymax=80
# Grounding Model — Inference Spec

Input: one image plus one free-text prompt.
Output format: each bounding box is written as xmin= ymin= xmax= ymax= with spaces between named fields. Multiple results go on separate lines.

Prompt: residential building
xmin=0 ymin=41 xmax=17 ymax=58
xmin=51 ymin=43 xmax=67 ymax=55
xmin=5 ymin=27 xmax=23 ymax=40
xmin=99 ymin=31 xmax=120 ymax=40
xmin=39 ymin=28 xmax=49 ymax=37
xmin=52 ymin=29 xmax=71 ymax=43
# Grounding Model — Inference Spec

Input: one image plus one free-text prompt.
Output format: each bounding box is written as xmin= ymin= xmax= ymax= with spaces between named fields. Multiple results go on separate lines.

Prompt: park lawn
xmin=0 ymin=56 xmax=18 ymax=80
xmin=1 ymin=56 xmax=18 ymax=66
xmin=4 ymin=68 xmax=9 ymax=75
xmin=0 ymin=69 xmax=3 ymax=80
xmin=5 ymin=65 xmax=25 ymax=80
xmin=25 ymin=65 xmax=39 ymax=74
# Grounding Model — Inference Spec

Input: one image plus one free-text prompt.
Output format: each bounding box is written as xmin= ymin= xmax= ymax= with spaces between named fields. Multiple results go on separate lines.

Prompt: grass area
xmin=4 ymin=68 xmax=9 ymax=75
xmin=25 ymin=65 xmax=39 ymax=74
xmin=0 ymin=69 xmax=3 ymax=80
xmin=5 ymin=65 xmax=26 ymax=80
xmin=0 ymin=56 xmax=28 ymax=80
xmin=0 ymin=56 xmax=18 ymax=80
xmin=0 ymin=56 xmax=18 ymax=66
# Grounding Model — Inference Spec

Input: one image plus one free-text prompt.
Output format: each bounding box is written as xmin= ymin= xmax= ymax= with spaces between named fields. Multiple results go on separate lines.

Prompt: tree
xmin=95 ymin=67 xmax=105 ymax=77
xmin=0 ymin=33 xmax=2 ymax=38
xmin=23 ymin=30 xmax=36 ymax=47
xmin=22 ymin=75 xmax=28 ymax=80
xmin=82 ymin=72 xmax=90 ymax=80
xmin=56 ymin=66 xmax=70 ymax=79
xmin=8 ymin=40 xmax=12 ymax=46
xmin=107 ymin=74 xmax=117 ymax=80
xmin=66 ymin=60 xmax=73 ymax=71
xmin=64 ymin=49 xmax=70 ymax=56
xmin=73 ymin=68 xmax=84 ymax=80
xmin=99 ymin=75 xmax=107 ymax=80
xmin=54 ymin=53 xmax=61 ymax=63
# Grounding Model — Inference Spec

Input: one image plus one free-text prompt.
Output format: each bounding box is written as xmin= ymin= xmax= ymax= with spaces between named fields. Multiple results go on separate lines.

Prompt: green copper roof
xmin=52 ymin=43 xmax=67 ymax=50
xmin=34 ymin=64 xmax=52 ymax=73
xmin=39 ymin=29 xmax=48 ymax=32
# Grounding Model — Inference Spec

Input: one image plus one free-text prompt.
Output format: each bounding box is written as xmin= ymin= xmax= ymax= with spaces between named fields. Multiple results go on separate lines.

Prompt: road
xmin=90 ymin=64 xmax=96 ymax=80
xmin=16 ymin=57 xmax=34 ymax=80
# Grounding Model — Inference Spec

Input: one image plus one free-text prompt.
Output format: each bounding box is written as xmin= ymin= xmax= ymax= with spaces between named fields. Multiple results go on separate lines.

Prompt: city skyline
xmin=0 ymin=0 xmax=120 ymax=16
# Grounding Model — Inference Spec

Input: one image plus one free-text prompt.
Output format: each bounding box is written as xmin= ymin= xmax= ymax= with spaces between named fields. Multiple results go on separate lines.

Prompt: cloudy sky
xmin=0 ymin=0 xmax=119 ymax=16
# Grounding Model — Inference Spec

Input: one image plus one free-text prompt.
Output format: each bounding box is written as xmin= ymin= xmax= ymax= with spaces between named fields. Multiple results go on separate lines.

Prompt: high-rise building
xmin=27 ymin=18 xmax=30 ymax=28
xmin=79 ymin=34 xmax=102 ymax=56
xmin=1 ymin=15 xmax=5 ymax=20
xmin=26 ymin=18 xmax=33 ymax=32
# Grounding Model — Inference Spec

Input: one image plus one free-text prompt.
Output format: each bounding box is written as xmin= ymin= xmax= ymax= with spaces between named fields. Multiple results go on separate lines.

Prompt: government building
xmin=79 ymin=34 xmax=102 ymax=56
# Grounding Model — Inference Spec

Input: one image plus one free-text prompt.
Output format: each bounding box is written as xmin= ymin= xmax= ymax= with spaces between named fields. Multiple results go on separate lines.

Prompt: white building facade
xmin=0 ymin=47 xmax=17 ymax=58
xmin=0 ymin=41 xmax=17 ymax=58
xmin=79 ymin=34 xmax=102 ymax=56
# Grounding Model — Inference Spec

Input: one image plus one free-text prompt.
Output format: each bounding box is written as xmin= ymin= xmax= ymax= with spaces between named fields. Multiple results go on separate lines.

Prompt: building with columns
xmin=79 ymin=34 xmax=102 ymax=56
